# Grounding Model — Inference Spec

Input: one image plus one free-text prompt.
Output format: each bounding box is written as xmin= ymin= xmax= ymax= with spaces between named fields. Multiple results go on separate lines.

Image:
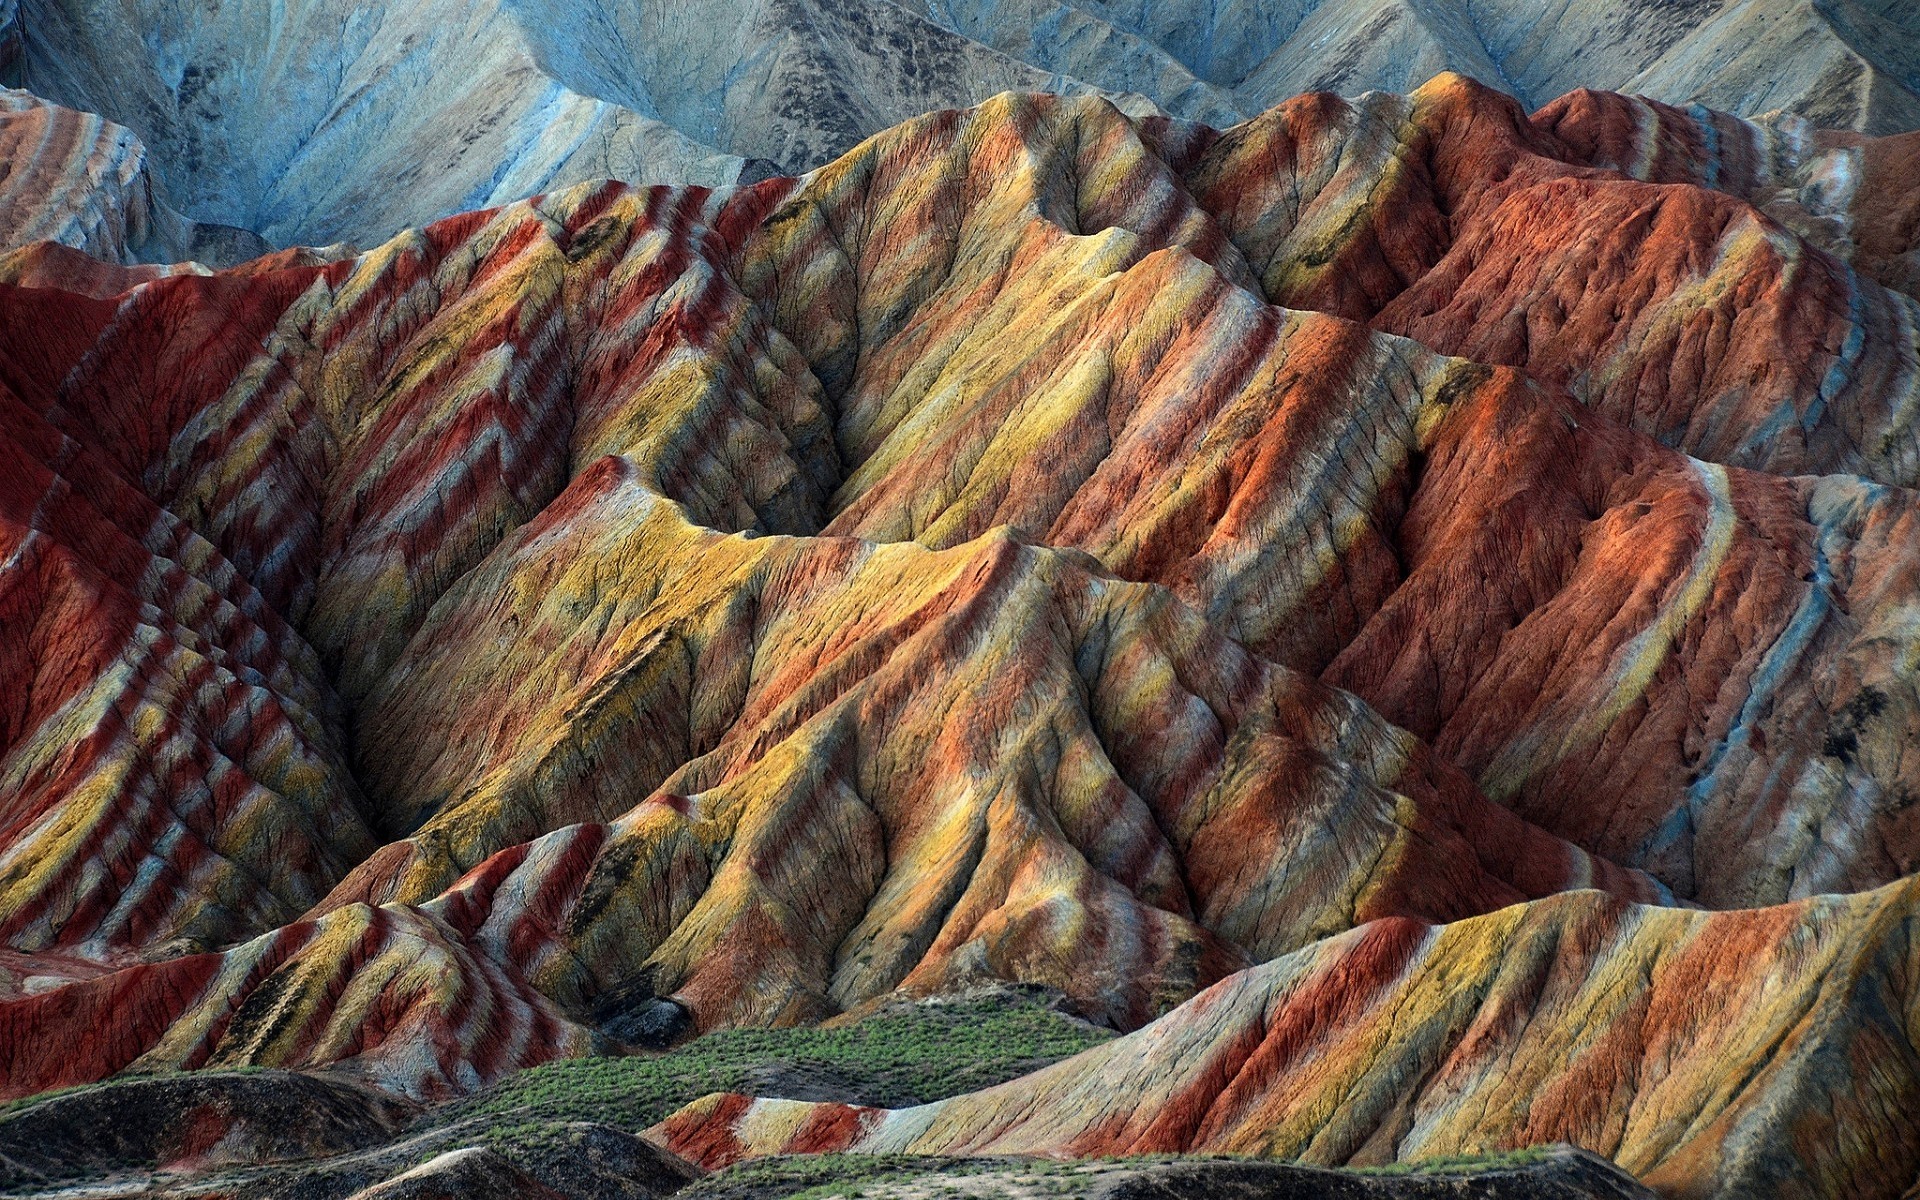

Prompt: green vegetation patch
xmin=435 ymin=987 xmax=1112 ymax=1135
xmin=680 ymin=1154 xmax=966 ymax=1200
xmin=1352 ymin=1146 xmax=1554 ymax=1176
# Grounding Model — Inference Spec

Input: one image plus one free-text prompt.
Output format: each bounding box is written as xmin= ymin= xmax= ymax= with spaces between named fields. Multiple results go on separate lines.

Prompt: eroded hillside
xmin=2 ymin=73 xmax=1920 ymax=1198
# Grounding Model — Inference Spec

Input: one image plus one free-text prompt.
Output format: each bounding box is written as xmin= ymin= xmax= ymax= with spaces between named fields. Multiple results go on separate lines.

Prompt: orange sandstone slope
xmin=0 ymin=74 xmax=1918 ymax=1174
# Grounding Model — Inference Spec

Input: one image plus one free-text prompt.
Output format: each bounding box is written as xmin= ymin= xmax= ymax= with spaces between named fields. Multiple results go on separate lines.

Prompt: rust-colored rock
xmin=652 ymin=880 xmax=1920 ymax=1199
xmin=2 ymin=76 xmax=1919 ymax=1198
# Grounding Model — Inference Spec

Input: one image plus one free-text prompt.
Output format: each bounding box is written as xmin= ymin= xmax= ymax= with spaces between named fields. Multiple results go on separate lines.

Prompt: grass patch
xmin=433 ymin=988 xmax=1111 ymax=1135
xmin=1352 ymin=1146 xmax=1554 ymax=1175
xmin=688 ymin=1149 xmax=1578 ymax=1200
xmin=682 ymin=1154 xmax=962 ymax=1200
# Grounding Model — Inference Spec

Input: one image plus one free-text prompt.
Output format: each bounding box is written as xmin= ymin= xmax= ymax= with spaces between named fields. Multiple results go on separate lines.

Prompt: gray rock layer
xmin=17 ymin=0 xmax=1920 ymax=249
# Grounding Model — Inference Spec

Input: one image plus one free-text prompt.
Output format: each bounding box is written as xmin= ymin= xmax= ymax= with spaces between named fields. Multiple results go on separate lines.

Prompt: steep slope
xmin=3 ymin=79 xmax=1920 ymax=1195
xmin=14 ymin=0 xmax=1113 ymax=247
xmin=15 ymin=0 xmax=1920 ymax=249
xmin=0 ymin=0 xmax=16 ymax=87
xmin=0 ymin=89 xmax=268 ymax=265
xmin=1189 ymin=78 xmax=1920 ymax=483
xmin=0 ymin=900 xmax=592 ymax=1100
xmin=1224 ymin=0 xmax=1920 ymax=136
xmin=15 ymin=0 xmax=760 ymax=247
xmin=653 ymin=880 xmax=1920 ymax=1200
xmin=1178 ymin=77 xmax=1920 ymax=900
xmin=0 ymin=89 xmax=153 ymax=258
xmin=1531 ymin=87 xmax=1920 ymax=304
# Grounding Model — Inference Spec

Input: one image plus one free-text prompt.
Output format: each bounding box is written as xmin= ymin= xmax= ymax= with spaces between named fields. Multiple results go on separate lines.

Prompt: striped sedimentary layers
xmin=0 ymin=90 xmax=169 ymax=261
xmin=2 ymin=76 xmax=1920 ymax=1190
xmin=0 ymin=91 xmax=272 ymax=267
xmin=353 ymin=511 xmax=1667 ymax=1031
xmin=21 ymin=0 xmax=1920 ymax=253
xmin=0 ymin=346 xmax=373 ymax=963
xmin=717 ymin=85 xmax=1920 ymax=905
xmin=652 ymin=877 xmax=1920 ymax=1199
xmin=1531 ymin=88 xmax=1920 ymax=306
xmin=1185 ymin=76 xmax=1920 ymax=487
xmin=0 ymin=901 xmax=589 ymax=1101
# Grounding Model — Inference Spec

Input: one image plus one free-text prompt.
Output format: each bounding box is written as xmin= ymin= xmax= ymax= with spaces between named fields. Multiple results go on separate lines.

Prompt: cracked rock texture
xmin=4 ymin=72 xmax=1920 ymax=1200
xmin=9 ymin=0 xmax=1920 ymax=246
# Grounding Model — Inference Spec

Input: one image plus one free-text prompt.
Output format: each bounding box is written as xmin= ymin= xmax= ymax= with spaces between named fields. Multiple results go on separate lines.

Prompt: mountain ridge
xmin=11 ymin=0 xmax=1920 ymax=248
xmin=4 ymin=68 xmax=1920 ymax=1198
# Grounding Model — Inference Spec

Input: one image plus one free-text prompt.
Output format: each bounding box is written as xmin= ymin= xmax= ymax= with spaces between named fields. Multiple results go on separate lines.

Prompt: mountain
xmin=10 ymin=0 xmax=1920 ymax=248
xmin=4 ymin=67 xmax=1920 ymax=1195
xmin=0 ymin=88 xmax=271 ymax=267
xmin=652 ymin=881 xmax=1920 ymax=1198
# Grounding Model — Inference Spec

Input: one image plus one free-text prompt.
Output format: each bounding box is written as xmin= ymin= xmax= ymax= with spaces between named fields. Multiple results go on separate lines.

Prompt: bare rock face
xmin=14 ymin=0 xmax=1920 ymax=247
xmin=0 ymin=0 xmax=19 ymax=88
xmin=1215 ymin=0 xmax=1920 ymax=136
xmin=0 ymin=88 xmax=268 ymax=267
xmin=6 ymin=73 xmax=1920 ymax=1200
xmin=0 ymin=88 xmax=164 ymax=259
xmin=651 ymin=883 xmax=1920 ymax=1197
xmin=12 ymin=0 xmax=1081 ymax=246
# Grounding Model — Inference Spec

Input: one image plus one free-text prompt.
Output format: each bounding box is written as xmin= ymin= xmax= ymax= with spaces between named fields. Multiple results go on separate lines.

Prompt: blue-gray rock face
xmin=0 ymin=0 xmax=19 ymax=88
xmin=15 ymin=0 xmax=1920 ymax=249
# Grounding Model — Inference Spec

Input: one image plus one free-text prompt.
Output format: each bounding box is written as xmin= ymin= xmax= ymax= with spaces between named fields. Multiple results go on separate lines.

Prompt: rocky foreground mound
xmin=0 ymin=993 xmax=1650 ymax=1199
xmin=3 ymin=73 xmax=1920 ymax=1197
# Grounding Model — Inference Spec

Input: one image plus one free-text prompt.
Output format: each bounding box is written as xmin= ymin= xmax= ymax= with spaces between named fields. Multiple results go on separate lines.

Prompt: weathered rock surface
xmin=4 ymin=76 xmax=1920 ymax=1198
xmin=1214 ymin=0 xmax=1920 ymax=136
xmin=14 ymin=0 xmax=1076 ymax=246
xmin=0 ymin=0 xmax=17 ymax=88
xmin=15 ymin=0 xmax=1920 ymax=246
xmin=0 ymin=89 xmax=269 ymax=266
xmin=653 ymin=881 xmax=1920 ymax=1199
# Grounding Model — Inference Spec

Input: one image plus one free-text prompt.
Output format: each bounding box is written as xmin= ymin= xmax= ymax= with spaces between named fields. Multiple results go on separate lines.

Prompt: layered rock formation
xmin=1216 ymin=0 xmax=1920 ymax=135
xmin=14 ymin=0 xmax=1920 ymax=247
xmin=5 ymin=73 xmax=1920 ymax=1197
xmin=0 ymin=89 xmax=269 ymax=266
xmin=653 ymin=879 xmax=1920 ymax=1198
xmin=13 ymin=0 xmax=1066 ymax=246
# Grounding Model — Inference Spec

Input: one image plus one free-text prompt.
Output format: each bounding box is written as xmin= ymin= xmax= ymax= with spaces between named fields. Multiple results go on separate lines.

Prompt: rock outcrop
xmin=14 ymin=0 xmax=1920 ymax=246
xmin=0 ymin=89 xmax=272 ymax=267
xmin=652 ymin=881 xmax=1920 ymax=1199
xmin=0 ymin=0 xmax=20 ymax=88
xmin=4 ymin=75 xmax=1920 ymax=1197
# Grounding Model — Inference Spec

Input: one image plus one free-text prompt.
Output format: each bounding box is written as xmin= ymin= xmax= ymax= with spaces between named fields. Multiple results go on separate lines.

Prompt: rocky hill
xmin=8 ymin=0 xmax=1920 ymax=247
xmin=653 ymin=882 xmax=1920 ymax=1197
xmin=3 ymin=64 xmax=1920 ymax=1200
